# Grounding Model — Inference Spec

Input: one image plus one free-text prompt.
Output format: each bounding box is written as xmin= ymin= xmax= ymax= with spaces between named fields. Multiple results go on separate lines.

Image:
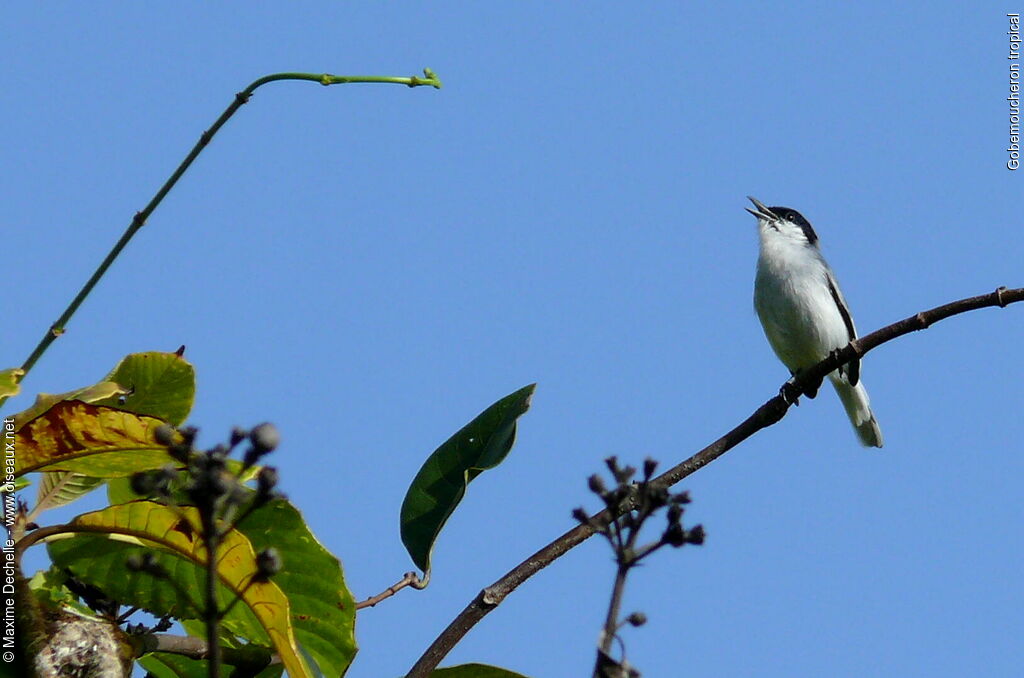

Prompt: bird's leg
xmin=804 ymin=374 xmax=822 ymax=399
xmin=781 ymin=374 xmax=802 ymax=406
xmin=828 ymin=347 xmax=858 ymax=385
xmin=781 ymin=367 xmax=823 ymax=404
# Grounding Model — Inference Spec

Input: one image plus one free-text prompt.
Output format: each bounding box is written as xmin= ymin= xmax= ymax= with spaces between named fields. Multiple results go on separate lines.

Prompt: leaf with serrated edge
xmin=45 ymin=501 xmax=311 ymax=678
xmin=400 ymin=384 xmax=535 ymax=575
xmin=14 ymin=401 xmax=180 ymax=478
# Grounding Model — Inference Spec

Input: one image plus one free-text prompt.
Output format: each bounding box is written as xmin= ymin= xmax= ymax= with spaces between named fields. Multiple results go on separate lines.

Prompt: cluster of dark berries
xmin=126 ymin=423 xmax=285 ymax=595
xmin=572 ymin=456 xmax=704 ymax=565
xmin=575 ymin=456 xmax=704 ymax=678
xmin=131 ymin=423 xmax=282 ymax=515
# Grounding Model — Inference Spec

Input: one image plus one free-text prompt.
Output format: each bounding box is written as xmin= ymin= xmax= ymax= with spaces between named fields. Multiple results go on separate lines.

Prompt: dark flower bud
xmin=167 ymin=442 xmax=192 ymax=463
xmin=205 ymin=448 xmax=227 ymax=471
xmin=242 ymin=447 xmax=259 ymax=469
xmin=249 ymin=423 xmax=280 ymax=455
xmin=686 ymin=525 xmax=706 ymax=546
xmin=255 ymin=547 xmax=283 ymax=581
xmin=228 ymin=485 xmax=249 ymax=507
xmin=154 ymin=425 xmax=177 ymax=447
xmin=149 ymin=464 xmax=178 ymax=496
xmin=626 ymin=611 xmax=647 ymax=627
xmin=604 ymin=456 xmax=619 ymax=475
xmin=666 ymin=503 xmax=683 ymax=525
xmin=571 ymin=507 xmax=590 ymax=524
xmin=588 ymin=474 xmax=607 ymax=496
xmin=672 ymin=491 xmax=692 ymax=504
xmin=186 ymin=465 xmax=233 ymax=505
xmin=642 ymin=457 xmax=658 ymax=479
xmin=663 ymin=523 xmax=686 ymax=547
xmin=608 ymin=486 xmax=630 ymax=507
xmin=208 ymin=470 xmax=232 ymax=497
xmin=130 ymin=472 xmax=156 ymax=496
xmin=230 ymin=427 xmax=248 ymax=447
xmin=257 ymin=466 xmax=279 ymax=497
xmin=158 ymin=463 xmax=178 ymax=482
xmin=614 ymin=465 xmax=636 ymax=485
xmin=179 ymin=426 xmax=199 ymax=446
xmin=647 ymin=486 xmax=669 ymax=509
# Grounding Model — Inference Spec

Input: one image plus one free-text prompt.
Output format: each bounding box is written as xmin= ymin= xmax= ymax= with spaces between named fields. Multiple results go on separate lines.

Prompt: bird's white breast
xmin=754 ymin=233 xmax=850 ymax=372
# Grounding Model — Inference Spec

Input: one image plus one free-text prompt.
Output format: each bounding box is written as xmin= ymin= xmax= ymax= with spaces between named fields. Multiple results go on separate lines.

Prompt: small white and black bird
xmin=748 ymin=196 xmax=883 ymax=448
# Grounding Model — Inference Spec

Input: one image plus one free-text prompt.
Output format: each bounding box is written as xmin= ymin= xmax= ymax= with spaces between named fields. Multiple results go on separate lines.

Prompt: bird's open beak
xmin=745 ymin=196 xmax=777 ymax=221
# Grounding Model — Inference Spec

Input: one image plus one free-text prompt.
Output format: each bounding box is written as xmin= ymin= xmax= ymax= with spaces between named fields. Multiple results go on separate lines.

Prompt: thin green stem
xmin=1 ymin=68 xmax=440 ymax=412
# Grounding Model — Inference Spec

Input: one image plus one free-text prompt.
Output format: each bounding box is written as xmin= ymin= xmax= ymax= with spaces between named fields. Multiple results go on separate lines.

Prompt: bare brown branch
xmin=405 ymin=286 xmax=1023 ymax=677
xmin=356 ymin=571 xmax=424 ymax=610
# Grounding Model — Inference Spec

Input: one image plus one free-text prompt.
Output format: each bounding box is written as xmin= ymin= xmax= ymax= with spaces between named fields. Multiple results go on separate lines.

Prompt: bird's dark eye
xmin=787 ymin=212 xmax=796 ymax=221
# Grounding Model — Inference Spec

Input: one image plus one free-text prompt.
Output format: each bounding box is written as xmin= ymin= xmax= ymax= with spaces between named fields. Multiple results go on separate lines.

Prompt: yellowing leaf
xmin=13 ymin=381 xmax=130 ymax=429
xmin=17 ymin=351 xmax=196 ymax=515
xmin=20 ymin=381 xmax=132 ymax=512
xmin=0 ymin=368 xmax=24 ymax=398
xmin=46 ymin=501 xmax=310 ymax=678
xmin=14 ymin=401 xmax=180 ymax=478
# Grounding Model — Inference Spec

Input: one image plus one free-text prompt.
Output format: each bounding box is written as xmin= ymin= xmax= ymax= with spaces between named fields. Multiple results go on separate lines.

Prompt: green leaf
xmin=138 ymin=648 xmax=278 ymax=678
xmin=0 ymin=368 xmax=24 ymax=398
xmin=108 ymin=469 xmax=354 ymax=673
xmin=45 ymin=501 xmax=312 ymax=678
xmin=137 ymin=654 xmax=206 ymax=678
xmin=27 ymin=568 xmax=103 ymax=620
xmin=94 ymin=350 xmax=196 ymax=426
xmin=400 ymin=384 xmax=535 ymax=574
xmin=428 ymin=664 xmax=531 ymax=677
xmin=235 ymin=498 xmax=357 ymax=677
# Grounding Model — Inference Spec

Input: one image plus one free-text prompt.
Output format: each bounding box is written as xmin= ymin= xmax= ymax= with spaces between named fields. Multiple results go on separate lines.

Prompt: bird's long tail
xmin=829 ymin=375 xmax=883 ymax=448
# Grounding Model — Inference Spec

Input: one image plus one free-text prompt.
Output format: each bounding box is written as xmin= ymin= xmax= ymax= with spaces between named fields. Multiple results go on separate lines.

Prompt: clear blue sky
xmin=5 ymin=3 xmax=1022 ymax=677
